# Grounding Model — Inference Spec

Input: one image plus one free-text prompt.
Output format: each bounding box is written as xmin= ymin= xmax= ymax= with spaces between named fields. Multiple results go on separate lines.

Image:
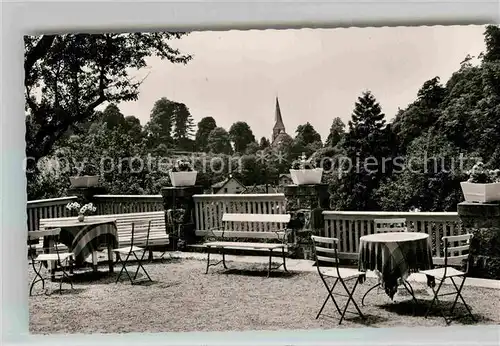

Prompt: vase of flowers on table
xmin=289 ymin=153 xmax=323 ymax=185
xmin=169 ymin=159 xmax=198 ymax=187
xmin=461 ymin=161 xmax=500 ymax=203
xmin=66 ymin=202 xmax=97 ymax=222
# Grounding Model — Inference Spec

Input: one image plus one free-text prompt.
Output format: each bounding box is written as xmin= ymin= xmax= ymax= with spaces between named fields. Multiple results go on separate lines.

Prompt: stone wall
xmin=457 ymin=202 xmax=500 ymax=279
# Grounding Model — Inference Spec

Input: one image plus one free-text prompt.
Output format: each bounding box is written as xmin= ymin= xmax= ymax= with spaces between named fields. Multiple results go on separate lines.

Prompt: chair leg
xmin=450 ymin=276 xmax=476 ymax=322
xmin=132 ymin=251 xmax=152 ymax=283
xmin=316 ymin=277 xmax=341 ymax=319
xmin=30 ymin=261 xmax=45 ymax=296
xmin=425 ymin=278 xmax=449 ymax=324
xmin=115 ymin=252 xmax=133 ymax=284
xmin=338 ymin=278 xmax=364 ymax=325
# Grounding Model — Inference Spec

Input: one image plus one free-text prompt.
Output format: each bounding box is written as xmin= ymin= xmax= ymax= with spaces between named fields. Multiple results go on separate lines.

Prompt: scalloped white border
xmin=2 ymin=1 xmax=500 ymax=345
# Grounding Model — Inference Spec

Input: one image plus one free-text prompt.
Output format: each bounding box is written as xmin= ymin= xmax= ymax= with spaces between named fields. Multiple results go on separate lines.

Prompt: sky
xmin=117 ymin=25 xmax=487 ymax=142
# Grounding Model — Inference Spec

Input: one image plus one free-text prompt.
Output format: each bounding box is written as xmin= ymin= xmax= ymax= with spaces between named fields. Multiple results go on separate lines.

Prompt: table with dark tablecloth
xmin=42 ymin=218 xmax=118 ymax=272
xmin=358 ymin=232 xmax=434 ymax=299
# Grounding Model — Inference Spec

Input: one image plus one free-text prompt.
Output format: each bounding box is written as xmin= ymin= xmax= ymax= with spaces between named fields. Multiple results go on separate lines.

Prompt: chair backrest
xmin=374 ymin=218 xmax=407 ymax=233
xmin=130 ymin=220 xmax=152 ymax=248
xmin=311 ymin=235 xmax=340 ymax=275
xmin=28 ymin=228 xmax=63 ymax=259
xmin=28 ymin=228 xmax=62 ymax=241
xmin=442 ymin=233 xmax=473 ymax=269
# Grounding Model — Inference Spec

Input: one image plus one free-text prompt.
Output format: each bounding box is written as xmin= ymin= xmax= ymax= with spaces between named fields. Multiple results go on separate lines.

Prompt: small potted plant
xmin=69 ymin=163 xmax=100 ymax=188
xmin=66 ymin=202 xmax=97 ymax=222
xmin=461 ymin=161 xmax=500 ymax=203
xmin=289 ymin=153 xmax=323 ymax=185
xmin=169 ymin=159 xmax=198 ymax=187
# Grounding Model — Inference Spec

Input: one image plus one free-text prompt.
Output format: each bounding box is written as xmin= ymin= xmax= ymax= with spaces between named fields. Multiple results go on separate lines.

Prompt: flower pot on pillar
xmin=289 ymin=154 xmax=323 ymax=185
xmin=169 ymin=171 xmax=198 ymax=187
xmin=169 ymin=159 xmax=198 ymax=187
xmin=461 ymin=162 xmax=500 ymax=203
xmin=69 ymin=175 xmax=100 ymax=188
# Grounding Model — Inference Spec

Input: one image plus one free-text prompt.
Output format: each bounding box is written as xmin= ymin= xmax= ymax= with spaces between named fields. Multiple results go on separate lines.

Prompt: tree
xmin=101 ymin=103 xmax=125 ymax=129
xmin=207 ymin=127 xmax=233 ymax=154
xmin=325 ymin=117 xmax=346 ymax=147
xmin=392 ymin=77 xmax=445 ymax=153
xmin=195 ymin=117 xmax=217 ymax=152
xmin=144 ymin=97 xmax=176 ymax=153
xmin=294 ymin=122 xmax=322 ymax=146
xmin=259 ymin=137 xmax=271 ymax=150
xmin=172 ymin=102 xmax=195 ymax=150
xmin=334 ymin=91 xmax=389 ymax=211
xmin=229 ymin=121 xmax=256 ymax=154
xmin=24 ymin=33 xmax=192 ymax=164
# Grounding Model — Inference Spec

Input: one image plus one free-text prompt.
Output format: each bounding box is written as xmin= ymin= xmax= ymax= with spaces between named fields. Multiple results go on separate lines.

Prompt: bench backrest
xmin=374 ymin=218 xmax=407 ymax=233
xmin=38 ymin=211 xmax=167 ymax=248
xmin=211 ymin=213 xmax=291 ymax=240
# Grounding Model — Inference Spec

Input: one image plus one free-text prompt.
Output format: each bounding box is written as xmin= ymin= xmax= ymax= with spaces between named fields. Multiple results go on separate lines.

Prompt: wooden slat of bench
xmin=204 ymin=241 xmax=286 ymax=250
xmin=222 ymin=213 xmax=291 ymax=223
xmin=196 ymin=230 xmax=286 ymax=239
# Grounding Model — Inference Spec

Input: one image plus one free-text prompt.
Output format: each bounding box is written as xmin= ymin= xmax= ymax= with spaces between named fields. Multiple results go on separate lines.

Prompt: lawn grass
xmin=28 ymin=257 xmax=500 ymax=334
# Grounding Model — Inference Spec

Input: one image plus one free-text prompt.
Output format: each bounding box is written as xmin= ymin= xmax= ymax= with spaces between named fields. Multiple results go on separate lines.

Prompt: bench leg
xmin=282 ymin=247 xmax=288 ymax=273
xmin=205 ymin=247 xmax=228 ymax=274
xmin=222 ymin=249 xmax=228 ymax=269
xmin=205 ymin=249 xmax=211 ymax=274
xmin=268 ymin=250 xmax=273 ymax=277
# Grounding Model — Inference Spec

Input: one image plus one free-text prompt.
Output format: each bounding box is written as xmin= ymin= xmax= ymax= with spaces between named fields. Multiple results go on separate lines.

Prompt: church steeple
xmin=272 ymin=97 xmax=286 ymax=142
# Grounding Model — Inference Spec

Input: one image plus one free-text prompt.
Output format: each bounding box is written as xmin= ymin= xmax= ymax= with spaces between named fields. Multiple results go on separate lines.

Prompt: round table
xmin=358 ymin=232 xmax=434 ymax=300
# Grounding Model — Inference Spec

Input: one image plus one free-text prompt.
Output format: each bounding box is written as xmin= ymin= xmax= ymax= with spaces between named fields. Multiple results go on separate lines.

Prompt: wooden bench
xmin=37 ymin=211 xmax=169 ymax=262
xmin=201 ymin=213 xmax=293 ymax=276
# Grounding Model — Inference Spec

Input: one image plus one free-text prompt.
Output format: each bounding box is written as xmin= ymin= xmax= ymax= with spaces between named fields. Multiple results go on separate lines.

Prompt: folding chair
xmin=113 ymin=220 xmax=153 ymax=284
xmin=420 ymin=233 xmax=476 ymax=325
xmin=28 ymin=228 xmax=75 ymax=296
xmin=312 ymin=235 xmax=365 ymax=325
xmin=361 ymin=218 xmax=413 ymax=306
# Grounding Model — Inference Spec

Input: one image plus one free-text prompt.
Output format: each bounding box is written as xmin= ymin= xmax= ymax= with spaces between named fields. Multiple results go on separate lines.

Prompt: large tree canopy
xmin=24 ymin=33 xmax=192 ymax=163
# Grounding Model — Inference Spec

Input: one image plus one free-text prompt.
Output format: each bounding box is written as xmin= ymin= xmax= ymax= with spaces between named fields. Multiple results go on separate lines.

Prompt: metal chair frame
xmin=312 ymin=235 xmax=365 ymax=325
xmin=423 ymin=233 xmax=476 ymax=325
xmin=114 ymin=220 xmax=153 ymax=284
xmin=28 ymin=228 xmax=74 ymax=296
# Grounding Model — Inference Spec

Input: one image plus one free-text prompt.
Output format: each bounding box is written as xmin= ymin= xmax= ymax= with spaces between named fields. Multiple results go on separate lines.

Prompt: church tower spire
xmin=272 ymin=96 xmax=286 ymax=142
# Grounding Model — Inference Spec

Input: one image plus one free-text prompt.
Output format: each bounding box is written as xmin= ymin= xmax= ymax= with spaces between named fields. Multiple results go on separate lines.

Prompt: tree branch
xmin=24 ymin=35 xmax=56 ymax=82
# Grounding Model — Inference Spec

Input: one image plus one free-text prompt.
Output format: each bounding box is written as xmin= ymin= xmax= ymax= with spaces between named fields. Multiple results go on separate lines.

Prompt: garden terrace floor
xmin=29 ymin=253 xmax=500 ymax=334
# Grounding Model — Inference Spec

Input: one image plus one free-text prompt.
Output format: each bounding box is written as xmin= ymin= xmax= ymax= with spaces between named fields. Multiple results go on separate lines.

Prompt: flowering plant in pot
xmin=461 ymin=161 xmax=500 ymax=203
xmin=66 ymin=202 xmax=97 ymax=222
xmin=289 ymin=154 xmax=323 ymax=185
xmin=169 ymin=159 xmax=198 ymax=187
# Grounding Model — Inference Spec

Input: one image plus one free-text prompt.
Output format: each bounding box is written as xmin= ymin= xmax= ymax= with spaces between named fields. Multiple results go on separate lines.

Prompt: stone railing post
xmin=457 ymin=202 xmax=500 ymax=279
xmin=161 ymin=186 xmax=204 ymax=251
xmin=284 ymin=184 xmax=330 ymax=259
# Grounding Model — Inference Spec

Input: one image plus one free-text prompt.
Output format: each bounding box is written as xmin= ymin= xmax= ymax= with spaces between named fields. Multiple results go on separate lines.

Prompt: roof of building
xmin=211 ymin=175 xmax=246 ymax=190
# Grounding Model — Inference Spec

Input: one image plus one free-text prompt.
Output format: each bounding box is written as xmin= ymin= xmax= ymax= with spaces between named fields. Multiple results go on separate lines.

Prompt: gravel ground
xmin=28 ymin=257 xmax=500 ymax=334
